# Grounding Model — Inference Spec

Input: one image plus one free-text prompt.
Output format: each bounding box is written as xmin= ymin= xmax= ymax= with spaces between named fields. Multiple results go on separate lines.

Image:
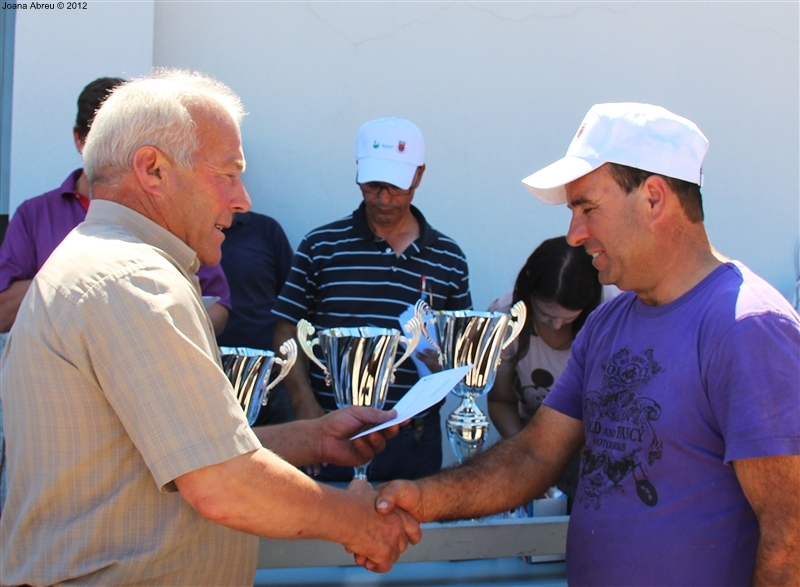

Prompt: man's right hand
xmin=344 ymin=480 xmax=422 ymax=572
xmin=374 ymin=479 xmax=426 ymax=523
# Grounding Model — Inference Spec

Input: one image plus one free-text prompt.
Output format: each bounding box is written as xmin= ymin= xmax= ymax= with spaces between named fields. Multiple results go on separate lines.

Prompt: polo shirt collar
xmin=86 ymin=200 xmax=201 ymax=275
xmin=352 ymin=202 xmax=435 ymax=249
xmin=59 ymin=168 xmax=84 ymax=199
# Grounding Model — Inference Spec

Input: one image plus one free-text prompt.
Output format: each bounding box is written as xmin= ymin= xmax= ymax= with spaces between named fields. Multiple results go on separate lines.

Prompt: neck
xmin=634 ymin=226 xmax=722 ymax=306
xmin=367 ymin=211 xmax=420 ymax=256
xmin=535 ymin=322 xmax=574 ymax=351
xmin=75 ymin=170 xmax=90 ymax=197
xmin=92 ymin=175 xmax=168 ymax=230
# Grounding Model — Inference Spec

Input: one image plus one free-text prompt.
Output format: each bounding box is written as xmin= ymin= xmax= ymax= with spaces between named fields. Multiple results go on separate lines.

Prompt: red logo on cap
xmin=576 ymin=124 xmax=586 ymax=139
xmin=398 ymin=141 xmax=406 ymax=153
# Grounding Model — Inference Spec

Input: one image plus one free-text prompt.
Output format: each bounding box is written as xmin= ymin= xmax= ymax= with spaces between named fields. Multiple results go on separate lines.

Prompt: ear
xmin=131 ymin=146 xmax=172 ymax=198
xmin=73 ymin=128 xmax=86 ymax=154
xmin=410 ymin=164 xmax=426 ymax=189
xmin=641 ymin=175 xmax=670 ymax=225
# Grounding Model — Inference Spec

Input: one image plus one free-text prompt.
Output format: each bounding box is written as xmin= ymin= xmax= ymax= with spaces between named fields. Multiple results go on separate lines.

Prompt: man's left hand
xmin=317 ymin=407 xmax=405 ymax=468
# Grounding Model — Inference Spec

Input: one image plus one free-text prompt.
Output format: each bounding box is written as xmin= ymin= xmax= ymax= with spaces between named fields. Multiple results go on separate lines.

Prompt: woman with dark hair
xmin=487 ymin=236 xmax=610 ymax=506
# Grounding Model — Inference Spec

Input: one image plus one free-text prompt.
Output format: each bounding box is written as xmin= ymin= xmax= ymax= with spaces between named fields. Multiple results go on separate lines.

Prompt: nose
xmin=566 ymin=210 xmax=588 ymax=247
xmin=551 ymin=318 xmax=565 ymax=330
xmin=233 ymin=183 xmax=251 ymax=213
xmin=375 ymin=185 xmax=392 ymax=203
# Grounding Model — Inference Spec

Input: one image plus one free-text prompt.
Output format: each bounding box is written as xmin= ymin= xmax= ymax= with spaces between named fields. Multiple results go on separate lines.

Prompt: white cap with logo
xmin=522 ymin=103 xmax=709 ymax=204
xmin=356 ymin=117 xmax=425 ymax=190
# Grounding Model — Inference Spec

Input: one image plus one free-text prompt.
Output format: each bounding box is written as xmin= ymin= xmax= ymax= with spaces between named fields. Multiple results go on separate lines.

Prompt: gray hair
xmin=82 ymin=69 xmax=245 ymax=185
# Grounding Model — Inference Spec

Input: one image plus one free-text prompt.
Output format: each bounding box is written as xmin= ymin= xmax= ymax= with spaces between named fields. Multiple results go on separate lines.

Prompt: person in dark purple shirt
xmin=0 ymin=77 xmax=231 ymax=334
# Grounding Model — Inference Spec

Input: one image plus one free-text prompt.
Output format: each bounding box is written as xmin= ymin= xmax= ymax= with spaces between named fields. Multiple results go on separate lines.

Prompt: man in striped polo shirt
xmin=273 ymin=117 xmax=472 ymax=482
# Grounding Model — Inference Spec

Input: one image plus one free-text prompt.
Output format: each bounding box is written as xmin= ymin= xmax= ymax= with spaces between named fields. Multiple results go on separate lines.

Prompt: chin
xmin=196 ymin=249 xmax=222 ymax=266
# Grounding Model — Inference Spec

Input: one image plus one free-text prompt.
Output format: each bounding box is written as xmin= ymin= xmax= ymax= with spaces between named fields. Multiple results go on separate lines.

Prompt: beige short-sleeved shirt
xmin=0 ymin=201 xmax=262 ymax=586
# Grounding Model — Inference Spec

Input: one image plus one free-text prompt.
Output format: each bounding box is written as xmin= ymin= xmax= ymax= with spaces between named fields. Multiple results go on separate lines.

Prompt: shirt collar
xmin=59 ymin=168 xmax=85 ymax=199
xmin=86 ymin=200 xmax=201 ymax=275
xmin=352 ymin=202 xmax=434 ymax=248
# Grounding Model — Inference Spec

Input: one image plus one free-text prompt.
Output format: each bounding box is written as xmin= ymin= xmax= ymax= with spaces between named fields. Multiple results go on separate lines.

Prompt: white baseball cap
xmin=522 ymin=103 xmax=709 ymax=204
xmin=355 ymin=117 xmax=425 ymax=189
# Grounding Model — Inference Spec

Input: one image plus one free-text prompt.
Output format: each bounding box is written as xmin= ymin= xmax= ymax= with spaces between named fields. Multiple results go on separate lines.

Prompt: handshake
xmin=336 ymin=477 xmax=429 ymax=573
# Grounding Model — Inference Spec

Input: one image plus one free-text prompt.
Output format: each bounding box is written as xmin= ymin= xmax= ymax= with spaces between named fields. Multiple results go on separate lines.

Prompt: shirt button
xmin=385 ymin=247 xmax=392 ymax=254
xmin=391 ymin=266 xmax=397 ymax=272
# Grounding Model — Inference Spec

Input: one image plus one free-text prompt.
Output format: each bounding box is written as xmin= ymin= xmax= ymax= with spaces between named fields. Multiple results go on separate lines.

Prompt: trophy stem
xmin=446 ymin=395 xmax=490 ymax=464
xmin=353 ymin=462 xmax=370 ymax=481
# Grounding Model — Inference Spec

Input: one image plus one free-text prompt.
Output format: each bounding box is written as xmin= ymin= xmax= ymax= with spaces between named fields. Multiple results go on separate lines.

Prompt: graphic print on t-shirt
xmin=579 ymin=348 xmax=664 ymax=509
xmin=520 ymin=368 xmax=555 ymax=411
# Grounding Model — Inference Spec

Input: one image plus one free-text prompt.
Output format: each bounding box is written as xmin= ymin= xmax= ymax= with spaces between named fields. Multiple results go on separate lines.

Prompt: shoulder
xmin=297 ymin=213 xmax=359 ymax=253
xmin=721 ymin=262 xmax=797 ymax=322
xmin=487 ymin=290 xmax=514 ymax=313
xmin=420 ymin=223 xmax=469 ymax=265
xmin=699 ymin=262 xmax=800 ymax=353
xmin=14 ymin=190 xmax=66 ymax=217
xmin=304 ymin=212 xmax=355 ymax=239
xmin=250 ymin=211 xmax=285 ymax=232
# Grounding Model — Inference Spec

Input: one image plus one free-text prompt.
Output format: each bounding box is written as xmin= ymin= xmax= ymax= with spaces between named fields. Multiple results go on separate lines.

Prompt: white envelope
xmin=351 ymin=365 xmax=472 ymax=439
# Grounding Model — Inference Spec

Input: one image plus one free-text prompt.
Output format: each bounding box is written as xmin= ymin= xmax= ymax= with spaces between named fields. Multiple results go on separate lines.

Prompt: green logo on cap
xmin=373 ymin=141 xmax=379 ymax=148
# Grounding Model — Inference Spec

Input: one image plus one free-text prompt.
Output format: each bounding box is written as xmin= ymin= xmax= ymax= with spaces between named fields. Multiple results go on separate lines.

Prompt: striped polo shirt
xmin=273 ymin=202 xmax=472 ymax=411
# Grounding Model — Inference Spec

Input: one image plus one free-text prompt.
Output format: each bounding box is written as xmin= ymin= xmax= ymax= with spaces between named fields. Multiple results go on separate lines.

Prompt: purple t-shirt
xmin=545 ymin=261 xmax=800 ymax=587
xmin=0 ymin=169 xmax=231 ymax=309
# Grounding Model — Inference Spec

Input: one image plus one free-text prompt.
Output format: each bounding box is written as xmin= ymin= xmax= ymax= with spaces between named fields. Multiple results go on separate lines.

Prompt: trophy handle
xmin=394 ymin=316 xmax=422 ymax=372
xmin=414 ymin=299 xmax=440 ymax=353
xmin=263 ymin=339 xmax=298 ymax=401
xmin=501 ymin=300 xmax=528 ymax=350
xmin=296 ymin=319 xmax=329 ymax=379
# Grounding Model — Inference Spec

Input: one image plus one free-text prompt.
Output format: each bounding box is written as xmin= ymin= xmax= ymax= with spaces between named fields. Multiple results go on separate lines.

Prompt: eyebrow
xmin=566 ymin=196 xmax=592 ymax=210
xmin=224 ymin=157 xmax=246 ymax=173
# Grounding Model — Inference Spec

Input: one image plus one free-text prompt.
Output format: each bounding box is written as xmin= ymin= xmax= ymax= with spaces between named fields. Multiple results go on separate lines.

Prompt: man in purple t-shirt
xmin=0 ymin=77 xmax=231 ymax=334
xmin=376 ymin=103 xmax=799 ymax=586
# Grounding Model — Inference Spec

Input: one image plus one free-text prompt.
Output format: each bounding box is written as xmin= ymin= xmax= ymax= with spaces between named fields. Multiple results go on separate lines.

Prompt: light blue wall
xmin=8 ymin=2 xmax=799 ymax=308
xmin=9 ymin=2 xmax=153 ymax=215
xmin=154 ymin=2 xmax=799 ymax=307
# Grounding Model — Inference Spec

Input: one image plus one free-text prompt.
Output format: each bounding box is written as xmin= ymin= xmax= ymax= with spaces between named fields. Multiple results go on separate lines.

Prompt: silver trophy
xmin=415 ymin=299 xmax=526 ymax=463
xmin=219 ymin=340 xmax=297 ymax=426
xmin=296 ymin=318 xmax=421 ymax=480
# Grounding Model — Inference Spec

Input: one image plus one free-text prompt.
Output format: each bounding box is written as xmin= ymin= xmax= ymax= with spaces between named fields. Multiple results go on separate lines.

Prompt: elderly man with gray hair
xmin=0 ymin=70 xmax=419 ymax=586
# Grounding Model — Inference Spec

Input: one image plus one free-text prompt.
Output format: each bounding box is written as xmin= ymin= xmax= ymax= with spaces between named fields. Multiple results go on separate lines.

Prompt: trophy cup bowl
xmin=219 ymin=339 xmax=297 ymax=426
xmin=296 ymin=317 xmax=421 ymax=480
xmin=414 ymin=299 xmax=526 ymax=462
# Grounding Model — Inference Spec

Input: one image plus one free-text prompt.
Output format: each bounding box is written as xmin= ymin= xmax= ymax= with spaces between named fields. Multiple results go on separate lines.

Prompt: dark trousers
xmin=317 ymin=409 xmax=442 ymax=482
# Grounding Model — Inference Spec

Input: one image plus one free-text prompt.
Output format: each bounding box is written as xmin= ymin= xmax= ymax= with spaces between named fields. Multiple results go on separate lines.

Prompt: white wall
xmin=7 ymin=1 xmax=799 ymax=466
xmin=150 ymin=1 xmax=799 ymax=308
xmin=9 ymin=2 xmax=154 ymax=213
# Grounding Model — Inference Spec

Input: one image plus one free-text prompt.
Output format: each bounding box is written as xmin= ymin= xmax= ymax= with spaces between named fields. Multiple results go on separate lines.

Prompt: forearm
xmin=175 ymin=447 xmax=417 ymax=570
xmin=416 ymin=406 xmax=583 ymax=522
xmin=178 ymin=448 xmax=354 ymax=541
xmin=275 ymin=320 xmax=324 ymax=418
xmin=752 ymin=538 xmax=800 ymax=587
xmin=0 ymin=279 xmax=32 ymax=332
xmin=487 ymin=399 xmax=523 ymax=438
xmin=206 ymin=303 xmax=229 ymax=336
xmin=253 ymin=419 xmax=320 ymax=466
xmin=735 ymin=455 xmax=800 ymax=586
xmin=486 ymin=368 xmax=522 ymax=438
